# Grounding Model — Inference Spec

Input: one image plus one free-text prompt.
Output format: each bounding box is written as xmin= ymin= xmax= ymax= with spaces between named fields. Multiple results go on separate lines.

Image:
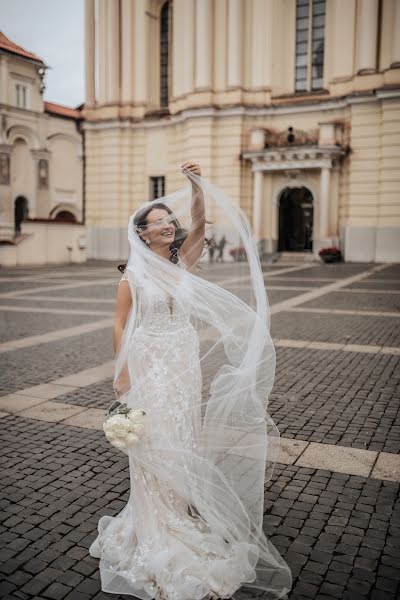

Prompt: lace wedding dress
xmin=89 ymin=174 xmax=292 ymax=600
xmin=89 ymin=259 xmax=253 ymax=599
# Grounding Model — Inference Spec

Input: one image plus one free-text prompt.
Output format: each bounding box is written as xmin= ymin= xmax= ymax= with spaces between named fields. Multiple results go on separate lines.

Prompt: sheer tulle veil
xmin=111 ymin=172 xmax=292 ymax=598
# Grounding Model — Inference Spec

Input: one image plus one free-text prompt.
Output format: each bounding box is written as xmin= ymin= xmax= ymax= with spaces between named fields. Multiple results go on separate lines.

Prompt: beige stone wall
xmin=0 ymin=222 xmax=87 ymax=266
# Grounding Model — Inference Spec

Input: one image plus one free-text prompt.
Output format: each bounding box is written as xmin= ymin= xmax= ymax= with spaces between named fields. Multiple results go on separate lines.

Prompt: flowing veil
xmin=97 ymin=172 xmax=292 ymax=599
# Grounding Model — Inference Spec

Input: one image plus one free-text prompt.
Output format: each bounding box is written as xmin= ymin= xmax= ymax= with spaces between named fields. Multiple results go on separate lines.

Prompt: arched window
xmin=54 ymin=210 xmax=77 ymax=223
xmin=160 ymin=1 xmax=171 ymax=108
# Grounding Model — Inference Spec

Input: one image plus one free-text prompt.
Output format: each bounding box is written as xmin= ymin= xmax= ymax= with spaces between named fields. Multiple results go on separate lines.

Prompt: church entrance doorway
xmin=278 ymin=187 xmax=313 ymax=252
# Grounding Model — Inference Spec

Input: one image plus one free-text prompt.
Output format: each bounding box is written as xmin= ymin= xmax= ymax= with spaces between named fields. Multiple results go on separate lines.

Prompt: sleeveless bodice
xmin=138 ymin=284 xmax=192 ymax=334
xmin=121 ymin=257 xmax=193 ymax=336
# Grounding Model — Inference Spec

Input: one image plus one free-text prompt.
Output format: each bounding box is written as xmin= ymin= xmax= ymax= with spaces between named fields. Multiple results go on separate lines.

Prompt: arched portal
xmin=278 ymin=187 xmax=313 ymax=252
xmin=14 ymin=196 xmax=29 ymax=234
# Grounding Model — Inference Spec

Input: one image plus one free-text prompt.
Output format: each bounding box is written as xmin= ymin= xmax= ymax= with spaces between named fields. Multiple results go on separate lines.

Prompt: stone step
xmin=275 ymin=251 xmax=319 ymax=263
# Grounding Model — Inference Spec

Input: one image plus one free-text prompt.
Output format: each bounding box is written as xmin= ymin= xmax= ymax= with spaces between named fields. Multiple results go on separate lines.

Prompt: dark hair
xmin=118 ymin=202 xmax=212 ymax=273
xmin=135 ymin=202 xmax=187 ymax=263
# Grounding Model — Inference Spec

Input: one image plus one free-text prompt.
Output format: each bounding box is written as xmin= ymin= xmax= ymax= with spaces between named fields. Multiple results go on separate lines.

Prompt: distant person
xmin=208 ymin=236 xmax=217 ymax=263
xmin=216 ymin=235 xmax=228 ymax=262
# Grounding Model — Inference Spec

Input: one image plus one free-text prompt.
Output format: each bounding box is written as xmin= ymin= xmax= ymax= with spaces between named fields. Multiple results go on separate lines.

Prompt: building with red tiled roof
xmin=0 ymin=31 xmax=84 ymax=266
xmin=44 ymin=101 xmax=81 ymax=120
xmin=0 ymin=31 xmax=46 ymax=65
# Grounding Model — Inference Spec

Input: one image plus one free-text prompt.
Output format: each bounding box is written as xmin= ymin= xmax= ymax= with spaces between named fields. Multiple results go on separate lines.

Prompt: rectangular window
xmin=159 ymin=2 xmax=171 ymax=108
xmin=15 ymin=82 xmax=30 ymax=108
xmin=150 ymin=176 xmax=165 ymax=200
xmin=295 ymin=0 xmax=325 ymax=92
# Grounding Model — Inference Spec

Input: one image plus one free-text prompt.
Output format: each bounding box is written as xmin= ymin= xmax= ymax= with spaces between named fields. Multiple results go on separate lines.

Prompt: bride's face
xmin=143 ymin=208 xmax=176 ymax=247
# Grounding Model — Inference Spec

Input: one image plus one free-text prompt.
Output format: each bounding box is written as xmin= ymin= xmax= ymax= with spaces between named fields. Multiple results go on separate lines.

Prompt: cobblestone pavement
xmin=0 ymin=260 xmax=399 ymax=600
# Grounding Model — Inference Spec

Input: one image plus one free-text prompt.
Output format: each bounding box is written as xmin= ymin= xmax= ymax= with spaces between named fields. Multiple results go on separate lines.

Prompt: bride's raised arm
xmin=178 ymin=161 xmax=206 ymax=270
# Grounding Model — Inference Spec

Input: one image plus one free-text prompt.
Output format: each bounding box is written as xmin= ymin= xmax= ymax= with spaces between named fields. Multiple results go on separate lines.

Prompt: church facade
xmin=83 ymin=0 xmax=400 ymax=262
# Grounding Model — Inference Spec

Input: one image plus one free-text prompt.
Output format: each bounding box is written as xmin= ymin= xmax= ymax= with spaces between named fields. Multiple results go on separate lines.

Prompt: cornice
xmin=81 ymin=88 xmax=400 ymax=132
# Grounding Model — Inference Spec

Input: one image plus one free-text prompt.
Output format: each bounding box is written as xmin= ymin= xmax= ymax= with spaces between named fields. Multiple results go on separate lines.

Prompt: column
xmin=250 ymin=0 xmax=272 ymax=89
xmin=391 ymin=0 xmax=400 ymax=68
xmin=85 ymin=0 xmax=96 ymax=105
xmin=213 ymin=0 xmax=227 ymax=91
xmin=182 ymin=0 xmax=195 ymax=94
xmin=172 ymin=0 xmax=184 ymax=97
xmin=106 ymin=0 xmax=120 ymax=103
xmin=121 ymin=0 xmax=134 ymax=103
xmin=98 ymin=0 xmax=107 ymax=103
xmin=133 ymin=0 xmax=146 ymax=104
xmin=195 ymin=0 xmax=212 ymax=89
xmin=252 ymin=168 xmax=263 ymax=240
xmin=331 ymin=0 xmax=356 ymax=80
xmin=319 ymin=166 xmax=331 ymax=239
xmin=227 ymin=0 xmax=242 ymax=87
xmin=356 ymin=0 xmax=379 ymax=73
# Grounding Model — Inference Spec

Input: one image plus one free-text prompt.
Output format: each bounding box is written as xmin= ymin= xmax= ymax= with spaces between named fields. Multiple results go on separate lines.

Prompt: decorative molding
xmin=242 ymin=145 xmax=346 ymax=172
xmin=47 ymin=132 xmax=81 ymax=146
xmin=7 ymin=124 xmax=40 ymax=149
xmin=81 ymin=87 xmax=400 ymax=132
xmin=31 ymin=149 xmax=51 ymax=160
xmin=49 ymin=203 xmax=80 ymax=219
xmin=0 ymin=143 xmax=11 ymax=154
xmin=375 ymin=88 xmax=400 ymax=100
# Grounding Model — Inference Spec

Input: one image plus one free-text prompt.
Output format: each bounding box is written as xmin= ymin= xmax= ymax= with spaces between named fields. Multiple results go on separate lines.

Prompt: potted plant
xmin=318 ymin=246 xmax=342 ymax=263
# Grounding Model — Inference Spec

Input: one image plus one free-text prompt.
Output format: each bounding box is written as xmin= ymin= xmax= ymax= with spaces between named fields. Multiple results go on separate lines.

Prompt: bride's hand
xmin=113 ymin=374 xmax=131 ymax=398
xmin=181 ymin=161 xmax=201 ymax=177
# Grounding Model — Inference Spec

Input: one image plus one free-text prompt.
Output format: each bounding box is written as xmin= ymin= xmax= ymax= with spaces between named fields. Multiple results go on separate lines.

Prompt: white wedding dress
xmin=89 ymin=173 xmax=292 ymax=600
xmin=89 ymin=259 xmax=257 ymax=600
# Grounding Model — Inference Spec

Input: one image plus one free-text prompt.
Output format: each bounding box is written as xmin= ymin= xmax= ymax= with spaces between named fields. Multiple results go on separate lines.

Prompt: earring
xmin=145 ymin=239 xmax=151 ymax=245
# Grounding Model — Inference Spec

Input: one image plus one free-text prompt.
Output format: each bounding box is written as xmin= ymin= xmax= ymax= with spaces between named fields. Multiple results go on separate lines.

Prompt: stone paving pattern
xmin=298 ymin=291 xmax=400 ymax=313
xmin=271 ymin=312 xmax=400 ymax=348
xmin=0 ymin=298 xmax=114 ymax=314
xmin=0 ymin=329 xmax=113 ymax=397
xmin=0 ymin=313 xmax=106 ymax=344
xmin=270 ymin=347 xmax=400 ymax=454
xmin=0 ymin=261 xmax=399 ymax=599
xmin=53 ymin=380 xmax=115 ymax=410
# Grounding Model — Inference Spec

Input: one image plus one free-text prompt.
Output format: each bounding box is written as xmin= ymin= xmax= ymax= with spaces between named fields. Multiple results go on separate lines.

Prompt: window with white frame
xmin=295 ymin=0 xmax=325 ymax=92
xmin=14 ymin=82 xmax=30 ymax=108
xmin=150 ymin=176 xmax=165 ymax=200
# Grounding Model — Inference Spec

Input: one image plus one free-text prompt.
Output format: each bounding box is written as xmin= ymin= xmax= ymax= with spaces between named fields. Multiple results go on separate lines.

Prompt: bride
xmin=89 ymin=162 xmax=292 ymax=600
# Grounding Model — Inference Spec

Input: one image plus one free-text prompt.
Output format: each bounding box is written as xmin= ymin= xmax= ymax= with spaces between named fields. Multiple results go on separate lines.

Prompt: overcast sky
xmin=0 ymin=0 xmax=84 ymax=107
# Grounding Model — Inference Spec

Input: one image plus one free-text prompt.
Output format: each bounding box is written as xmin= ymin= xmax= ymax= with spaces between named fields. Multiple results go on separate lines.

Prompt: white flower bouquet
xmin=103 ymin=400 xmax=146 ymax=453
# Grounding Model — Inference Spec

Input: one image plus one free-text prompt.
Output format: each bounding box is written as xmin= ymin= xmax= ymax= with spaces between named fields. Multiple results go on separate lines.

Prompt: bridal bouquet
xmin=103 ymin=400 xmax=146 ymax=452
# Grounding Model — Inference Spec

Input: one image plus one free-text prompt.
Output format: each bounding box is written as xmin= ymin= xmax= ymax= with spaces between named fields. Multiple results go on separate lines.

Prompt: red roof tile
xmin=0 ymin=31 xmax=45 ymax=64
xmin=44 ymin=101 xmax=81 ymax=120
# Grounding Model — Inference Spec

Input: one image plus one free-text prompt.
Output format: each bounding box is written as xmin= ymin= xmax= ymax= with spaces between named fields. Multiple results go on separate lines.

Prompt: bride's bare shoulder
xmin=115 ymin=276 xmax=133 ymax=317
xmin=117 ymin=264 xmax=133 ymax=286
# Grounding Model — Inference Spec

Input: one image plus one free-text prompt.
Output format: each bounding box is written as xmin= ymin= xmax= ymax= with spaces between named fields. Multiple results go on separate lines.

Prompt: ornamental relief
xmin=264 ymin=127 xmax=319 ymax=148
xmin=248 ymin=122 xmax=350 ymax=152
